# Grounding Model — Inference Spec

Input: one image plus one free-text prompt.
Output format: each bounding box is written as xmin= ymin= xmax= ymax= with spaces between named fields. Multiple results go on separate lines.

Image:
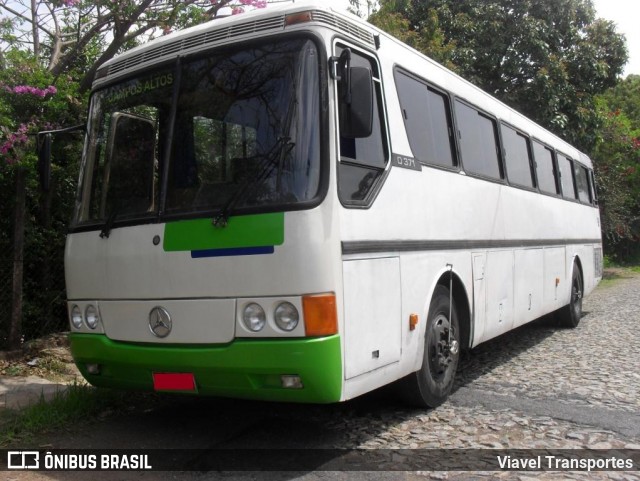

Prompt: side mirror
xmin=340 ymin=66 xmax=374 ymax=139
xmin=37 ymin=133 xmax=52 ymax=192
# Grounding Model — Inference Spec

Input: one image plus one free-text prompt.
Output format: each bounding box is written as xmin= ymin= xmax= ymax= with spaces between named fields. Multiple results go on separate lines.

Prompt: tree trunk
xmin=31 ymin=0 xmax=40 ymax=59
xmin=8 ymin=167 xmax=27 ymax=351
xmin=39 ymin=173 xmax=54 ymax=326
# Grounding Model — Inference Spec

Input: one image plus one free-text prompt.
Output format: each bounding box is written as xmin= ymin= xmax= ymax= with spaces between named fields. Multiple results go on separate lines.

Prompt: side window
xmin=589 ymin=170 xmax=598 ymax=205
xmin=394 ymin=71 xmax=456 ymax=168
xmin=500 ymin=124 xmax=534 ymax=188
xmin=454 ymin=100 xmax=502 ymax=179
xmin=558 ymin=153 xmax=577 ymax=199
xmin=574 ymin=162 xmax=591 ymax=204
xmin=337 ymin=46 xmax=389 ymax=204
xmin=532 ymin=141 xmax=559 ymax=195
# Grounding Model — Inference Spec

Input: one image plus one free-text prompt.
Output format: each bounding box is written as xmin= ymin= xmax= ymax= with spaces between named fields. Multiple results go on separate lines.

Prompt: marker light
xmin=274 ymin=302 xmax=299 ymax=332
xmin=243 ymin=303 xmax=266 ymax=332
xmin=302 ymin=293 xmax=338 ymax=336
xmin=285 ymin=11 xmax=313 ymax=26
xmin=85 ymin=304 xmax=100 ymax=329
xmin=70 ymin=305 xmax=83 ymax=329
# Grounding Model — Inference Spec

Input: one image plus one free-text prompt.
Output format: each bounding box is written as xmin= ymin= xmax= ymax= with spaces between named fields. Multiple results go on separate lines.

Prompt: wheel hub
xmin=430 ymin=314 xmax=457 ymax=371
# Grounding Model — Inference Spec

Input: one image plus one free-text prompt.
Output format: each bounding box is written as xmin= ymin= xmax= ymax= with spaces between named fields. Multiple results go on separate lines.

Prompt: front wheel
xmin=399 ymin=285 xmax=460 ymax=408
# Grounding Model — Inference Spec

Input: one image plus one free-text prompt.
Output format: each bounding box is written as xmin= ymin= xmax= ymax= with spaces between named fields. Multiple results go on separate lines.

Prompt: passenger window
xmin=337 ymin=46 xmax=389 ymax=203
xmin=501 ymin=124 xmax=534 ymax=188
xmin=454 ymin=100 xmax=502 ymax=179
xmin=558 ymin=153 xmax=577 ymax=199
xmin=532 ymin=141 xmax=559 ymax=195
xmin=574 ymin=162 xmax=591 ymax=204
xmin=394 ymin=71 xmax=455 ymax=168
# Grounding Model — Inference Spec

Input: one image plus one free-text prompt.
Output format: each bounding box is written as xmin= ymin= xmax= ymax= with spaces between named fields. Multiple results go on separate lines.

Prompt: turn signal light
xmin=302 ymin=293 xmax=337 ymax=336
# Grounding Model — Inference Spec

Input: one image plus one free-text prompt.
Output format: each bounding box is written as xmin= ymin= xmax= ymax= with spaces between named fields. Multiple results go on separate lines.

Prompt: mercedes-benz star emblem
xmin=148 ymin=306 xmax=172 ymax=338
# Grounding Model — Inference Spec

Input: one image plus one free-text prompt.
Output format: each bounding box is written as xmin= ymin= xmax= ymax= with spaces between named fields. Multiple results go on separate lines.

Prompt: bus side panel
xmin=544 ymin=247 xmax=566 ymax=312
xmin=513 ymin=248 xmax=544 ymax=328
xmin=481 ymin=250 xmax=515 ymax=342
xmin=342 ymin=257 xmax=401 ymax=379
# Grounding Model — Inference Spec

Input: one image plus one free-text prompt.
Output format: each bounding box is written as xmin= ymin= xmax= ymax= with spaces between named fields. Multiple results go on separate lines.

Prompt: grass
xmin=597 ymin=258 xmax=640 ymax=288
xmin=0 ymin=384 xmax=148 ymax=446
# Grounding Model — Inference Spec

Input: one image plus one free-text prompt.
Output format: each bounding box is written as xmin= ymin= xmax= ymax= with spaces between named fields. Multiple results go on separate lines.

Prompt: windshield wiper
xmin=211 ymin=137 xmax=294 ymax=228
xmin=212 ymin=87 xmax=298 ymax=228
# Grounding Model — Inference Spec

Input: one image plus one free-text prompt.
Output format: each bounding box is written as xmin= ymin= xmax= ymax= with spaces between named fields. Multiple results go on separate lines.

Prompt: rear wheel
xmin=557 ymin=262 xmax=583 ymax=328
xmin=400 ymin=285 xmax=460 ymax=407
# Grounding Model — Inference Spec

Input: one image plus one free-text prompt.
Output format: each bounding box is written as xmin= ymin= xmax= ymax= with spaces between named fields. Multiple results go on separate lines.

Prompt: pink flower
xmin=6 ymin=85 xmax=57 ymax=97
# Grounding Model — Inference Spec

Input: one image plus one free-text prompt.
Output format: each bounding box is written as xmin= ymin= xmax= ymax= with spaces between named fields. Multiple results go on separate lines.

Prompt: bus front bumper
xmin=70 ymin=333 xmax=342 ymax=403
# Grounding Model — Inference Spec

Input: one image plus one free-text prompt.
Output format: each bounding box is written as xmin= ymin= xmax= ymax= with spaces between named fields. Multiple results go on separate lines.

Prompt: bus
xmin=52 ymin=2 xmax=603 ymax=407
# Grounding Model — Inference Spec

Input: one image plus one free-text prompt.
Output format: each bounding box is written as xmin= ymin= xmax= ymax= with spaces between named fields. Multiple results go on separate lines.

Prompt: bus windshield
xmin=74 ymin=38 xmax=322 ymax=227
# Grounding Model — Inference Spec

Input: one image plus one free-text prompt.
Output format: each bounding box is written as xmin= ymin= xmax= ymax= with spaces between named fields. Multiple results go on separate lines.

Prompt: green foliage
xmin=594 ymin=81 xmax=640 ymax=261
xmin=0 ymin=50 xmax=85 ymax=348
xmin=368 ymin=1 xmax=456 ymax=70
xmin=369 ymin=0 xmax=628 ymax=151
xmin=601 ymin=75 xmax=640 ymax=124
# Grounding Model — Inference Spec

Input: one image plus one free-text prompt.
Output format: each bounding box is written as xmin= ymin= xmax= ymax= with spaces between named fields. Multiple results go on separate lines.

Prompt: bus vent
xmin=105 ymin=15 xmax=286 ymax=77
xmin=311 ymin=11 xmax=375 ymax=46
xmin=99 ymin=10 xmax=376 ymax=81
xmin=594 ymin=247 xmax=603 ymax=278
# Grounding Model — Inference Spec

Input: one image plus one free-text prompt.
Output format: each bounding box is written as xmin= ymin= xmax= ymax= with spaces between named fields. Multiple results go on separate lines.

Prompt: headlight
xmin=85 ymin=305 xmax=100 ymax=329
xmin=274 ymin=302 xmax=299 ymax=332
xmin=242 ymin=303 xmax=266 ymax=332
xmin=70 ymin=305 xmax=83 ymax=329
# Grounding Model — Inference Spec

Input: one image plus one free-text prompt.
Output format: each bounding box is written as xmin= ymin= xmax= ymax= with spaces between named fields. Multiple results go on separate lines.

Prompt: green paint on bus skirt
xmin=70 ymin=333 xmax=342 ymax=403
xmin=163 ymin=212 xmax=285 ymax=252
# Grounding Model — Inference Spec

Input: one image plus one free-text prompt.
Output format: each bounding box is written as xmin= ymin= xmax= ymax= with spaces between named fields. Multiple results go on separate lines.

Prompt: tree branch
xmin=0 ymin=2 xmax=55 ymax=38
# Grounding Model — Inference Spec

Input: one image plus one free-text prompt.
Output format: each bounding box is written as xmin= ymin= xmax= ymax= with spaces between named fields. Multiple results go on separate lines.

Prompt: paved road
xmin=6 ymin=273 xmax=640 ymax=480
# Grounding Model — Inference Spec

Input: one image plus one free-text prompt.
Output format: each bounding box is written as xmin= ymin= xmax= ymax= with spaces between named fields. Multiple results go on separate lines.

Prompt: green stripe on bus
xmin=163 ymin=212 xmax=284 ymax=252
xmin=70 ymin=333 xmax=342 ymax=404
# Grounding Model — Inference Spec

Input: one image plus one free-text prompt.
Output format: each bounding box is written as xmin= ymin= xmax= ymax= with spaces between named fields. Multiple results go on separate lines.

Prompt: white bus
xmin=57 ymin=2 xmax=602 ymax=407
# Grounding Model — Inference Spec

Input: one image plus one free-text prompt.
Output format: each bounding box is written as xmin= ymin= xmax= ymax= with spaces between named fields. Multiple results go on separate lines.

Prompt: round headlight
xmin=274 ymin=302 xmax=299 ymax=332
xmin=85 ymin=305 xmax=100 ymax=329
xmin=70 ymin=305 xmax=83 ymax=329
xmin=242 ymin=303 xmax=266 ymax=332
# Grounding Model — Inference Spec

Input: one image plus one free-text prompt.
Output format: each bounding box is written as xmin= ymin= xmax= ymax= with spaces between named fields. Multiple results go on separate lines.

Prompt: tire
xmin=399 ymin=285 xmax=460 ymax=408
xmin=557 ymin=262 xmax=583 ymax=328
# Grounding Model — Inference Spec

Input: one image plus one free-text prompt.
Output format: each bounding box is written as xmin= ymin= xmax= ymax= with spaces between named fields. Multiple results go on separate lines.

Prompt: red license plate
xmin=152 ymin=372 xmax=196 ymax=391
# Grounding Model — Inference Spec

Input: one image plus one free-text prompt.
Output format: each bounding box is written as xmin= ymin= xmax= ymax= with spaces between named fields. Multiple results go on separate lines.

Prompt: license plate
xmin=152 ymin=372 xmax=196 ymax=391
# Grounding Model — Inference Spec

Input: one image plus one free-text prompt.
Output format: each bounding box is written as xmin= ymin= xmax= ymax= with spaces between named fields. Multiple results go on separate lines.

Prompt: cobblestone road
xmin=315 ymin=270 xmax=640 ymax=480
xmin=10 ymin=272 xmax=640 ymax=481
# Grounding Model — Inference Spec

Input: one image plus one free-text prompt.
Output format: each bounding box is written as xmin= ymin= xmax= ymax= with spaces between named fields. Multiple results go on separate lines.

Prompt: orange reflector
xmin=285 ymin=11 xmax=313 ymax=26
xmin=153 ymin=373 xmax=195 ymax=391
xmin=409 ymin=313 xmax=419 ymax=331
xmin=302 ymin=293 xmax=337 ymax=336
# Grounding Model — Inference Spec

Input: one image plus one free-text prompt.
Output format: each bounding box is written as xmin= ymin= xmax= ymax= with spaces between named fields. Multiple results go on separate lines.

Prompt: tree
xmin=0 ymin=49 xmax=84 ymax=349
xmin=600 ymin=75 xmax=640 ymax=126
xmin=348 ymin=0 xmax=377 ymax=18
xmin=367 ymin=0 xmax=455 ymax=70
xmin=1 ymin=0 xmax=268 ymax=91
xmin=594 ymin=77 xmax=640 ymax=260
xmin=369 ymin=0 xmax=628 ymax=151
